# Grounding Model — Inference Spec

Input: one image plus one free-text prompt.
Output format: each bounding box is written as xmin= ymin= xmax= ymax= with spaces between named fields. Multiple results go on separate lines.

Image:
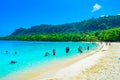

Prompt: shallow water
xmin=0 ymin=41 xmax=97 ymax=78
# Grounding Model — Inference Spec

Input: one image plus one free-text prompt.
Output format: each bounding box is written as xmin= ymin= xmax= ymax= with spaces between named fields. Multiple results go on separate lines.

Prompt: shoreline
xmin=33 ymin=42 xmax=104 ymax=80
xmin=33 ymin=42 xmax=120 ymax=80
xmin=69 ymin=42 xmax=120 ymax=80
xmin=1 ymin=42 xmax=102 ymax=80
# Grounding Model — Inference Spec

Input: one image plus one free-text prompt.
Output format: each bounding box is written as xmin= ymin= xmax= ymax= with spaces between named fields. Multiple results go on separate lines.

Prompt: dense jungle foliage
xmin=0 ymin=15 xmax=120 ymax=41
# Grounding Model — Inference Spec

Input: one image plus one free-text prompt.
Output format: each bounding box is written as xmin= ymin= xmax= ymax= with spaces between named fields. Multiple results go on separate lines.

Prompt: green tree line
xmin=1 ymin=27 xmax=120 ymax=42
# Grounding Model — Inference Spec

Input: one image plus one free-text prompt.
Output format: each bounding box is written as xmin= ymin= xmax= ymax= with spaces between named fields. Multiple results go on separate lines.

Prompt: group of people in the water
xmin=44 ymin=41 xmax=112 ymax=57
xmin=5 ymin=50 xmax=17 ymax=64
xmin=5 ymin=42 xmax=112 ymax=65
xmin=44 ymin=46 xmax=90 ymax=56
xmin=5 ymin=45 xmax=91 ymax=64
xmin=45 ymin=49 xmax=56 ymax=56
xmin=6 ymin=50 xmax=17 ymax=55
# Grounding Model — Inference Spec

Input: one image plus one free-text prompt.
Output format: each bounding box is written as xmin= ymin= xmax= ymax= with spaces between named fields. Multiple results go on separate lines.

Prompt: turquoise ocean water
xmin=0 ymin=41 xmax=97 ymax=78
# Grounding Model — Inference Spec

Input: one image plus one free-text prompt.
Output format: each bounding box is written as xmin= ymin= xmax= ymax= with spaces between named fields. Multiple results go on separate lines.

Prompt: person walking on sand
xmin=109 ymin=42 xmax=111 ymax=46
xmin=53 ymin=49 xmax=56 ymax=56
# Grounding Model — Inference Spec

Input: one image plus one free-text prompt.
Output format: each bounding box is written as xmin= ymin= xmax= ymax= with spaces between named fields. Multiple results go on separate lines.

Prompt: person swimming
xmin=53 ymin=49 xmax=56 ymax=56
xmin=45 ymin=52 xmax=50 ymax=56
xmin=10 ymin=61 xmax=16 ymax=64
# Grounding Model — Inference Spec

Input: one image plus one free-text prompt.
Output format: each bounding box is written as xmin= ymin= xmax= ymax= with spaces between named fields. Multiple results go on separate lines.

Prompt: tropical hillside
xmin=0 ymin=15 xmax=120 ymax=41
xmin=11 ymin=15 xmax=120 ymax=35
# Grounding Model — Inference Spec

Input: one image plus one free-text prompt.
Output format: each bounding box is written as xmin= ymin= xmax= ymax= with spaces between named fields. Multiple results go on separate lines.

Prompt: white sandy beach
xmin=34 ymin=42 xmax=120 ymax=80
xmin=1 ymin=42 xmax=120 ymax=80
xmin=33 ymin=43 xmax=105 ymax=80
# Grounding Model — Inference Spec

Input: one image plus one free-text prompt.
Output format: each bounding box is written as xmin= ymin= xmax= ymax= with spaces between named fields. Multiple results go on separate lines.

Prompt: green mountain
xmin=1 ymin=15 xmax=120 ymax=42
xmin=11 ymin=15 xmax=120 ymax=35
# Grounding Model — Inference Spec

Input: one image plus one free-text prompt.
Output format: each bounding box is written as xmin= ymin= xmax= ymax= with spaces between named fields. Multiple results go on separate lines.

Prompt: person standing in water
xmin=78 ymin=46 xmax=83 ymax=53
xmin=87 ymin=46 xmax=90 ymax=51
xmin=66 ymin=47 xmax=70 ymax=53
xmin=6 ymin=50 xmax=8 ymax=54
xmin=53 ymin=49 xmax=56 ymax=56
xmin=14 ymin=51 xmax=17 ymax=55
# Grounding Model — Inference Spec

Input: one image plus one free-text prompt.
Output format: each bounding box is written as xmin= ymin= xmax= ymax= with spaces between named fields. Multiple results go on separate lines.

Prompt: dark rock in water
xmin=10 ymin=61 xmax=16 ymax=64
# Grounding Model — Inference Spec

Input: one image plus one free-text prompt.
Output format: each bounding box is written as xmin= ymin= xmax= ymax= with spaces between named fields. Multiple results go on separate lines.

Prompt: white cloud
xmin=100 ymin=15 xmax=105 ymax=17
xmin=117 ymin=13 xmax=120 ymax=15
xmin=92 ymin=3 xmax=102 ymax=13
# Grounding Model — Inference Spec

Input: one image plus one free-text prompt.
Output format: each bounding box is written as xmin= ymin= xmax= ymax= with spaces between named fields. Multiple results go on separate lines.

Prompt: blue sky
xmin=0 ymin=0 xmax=120 ymax=36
